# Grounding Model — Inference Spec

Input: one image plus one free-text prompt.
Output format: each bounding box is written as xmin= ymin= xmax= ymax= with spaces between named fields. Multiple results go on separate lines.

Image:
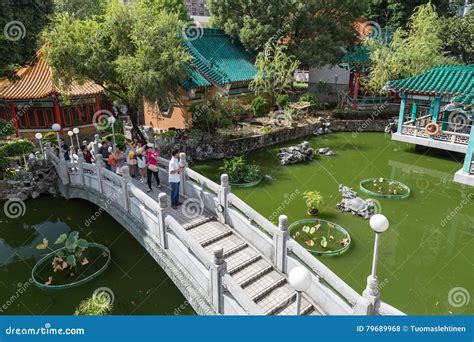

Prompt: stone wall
xmin=158 ymin=118 xmax=390 ymax=161
xmin=0 ymin=160 xmax=59 ymax=201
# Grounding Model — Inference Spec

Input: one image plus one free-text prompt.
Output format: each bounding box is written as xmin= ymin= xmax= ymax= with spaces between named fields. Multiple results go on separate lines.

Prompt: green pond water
xmin=193 ymin=132 xmax=474 ymax=315
xmin=0 ymin=198 xmax=195 ymax=315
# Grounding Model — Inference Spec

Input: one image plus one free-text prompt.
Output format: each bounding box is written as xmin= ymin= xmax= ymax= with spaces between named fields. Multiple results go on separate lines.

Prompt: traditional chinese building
xmin=143 ymin=28 xmax=257 ymax=131
xmin=0 ymin=50 xmax=110 ymax=139
xmin=389 ymin=64 xmax=473 ymax=186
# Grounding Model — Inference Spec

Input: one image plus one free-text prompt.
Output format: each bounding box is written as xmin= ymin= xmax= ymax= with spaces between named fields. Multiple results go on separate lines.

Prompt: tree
xmin=0 ymin=119 xmax=16 ymax=138
xmin=53 ymin=0 xmax=108 ymax=19
xmin=208 ymin=0 xmax=367 ymax=66
xmin=249 ymin=43 xmax=299 ymax=107
xmin=441 ymin=12 xmax=474 ymax=64
xmin=365 ymin=3 xmax=455 ymax=92
xmin=364 ymin=0 xmax=464 ymax=28
xmin=43 ymin=0 xmax=190 ymax=142
xmin=0 ymin=0 xmax=54 ymax=76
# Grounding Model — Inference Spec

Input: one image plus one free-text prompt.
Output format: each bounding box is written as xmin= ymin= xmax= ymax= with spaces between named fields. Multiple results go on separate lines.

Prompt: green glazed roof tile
xmin=389 ymin=65 xmax=474 ymax=106
xmin=181 ymin=64 xmax=212 ymax=90
xmin=183 ymin=28 xmax=257 ymax=87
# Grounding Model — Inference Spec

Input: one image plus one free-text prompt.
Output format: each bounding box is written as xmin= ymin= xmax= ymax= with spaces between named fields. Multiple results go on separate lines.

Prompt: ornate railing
xmin=46 ymin=147 xmax=404 ymax=316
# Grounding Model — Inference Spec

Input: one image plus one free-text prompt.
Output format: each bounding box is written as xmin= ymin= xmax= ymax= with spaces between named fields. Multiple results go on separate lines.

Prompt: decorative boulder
xmin=335 ymin=184 xmax=376 ymax=219
xmin=318 ymin=147 xmax=336 ymax=156
xmin=277 ymin=141 xmax=313 ymax=165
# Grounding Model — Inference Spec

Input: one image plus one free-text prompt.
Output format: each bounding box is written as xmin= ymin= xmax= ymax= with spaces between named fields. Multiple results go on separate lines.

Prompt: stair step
xmin=183 ymin=216 xmax=214 ymax=230
xmin=246 ymin=271 xmax=286 ymax=301
xmin=255 ymin=283 xmax=296 ymax=315
xmin=226 ymin=246 xmax=260 ymax=273
xmin=232 ymin=258 xmax=273 ymax=287
xmin=275 ymin=295 xmax=315 ymax=316
xmin=204 ymin=234 xmax=247 ymax=256
xmin=187 ymin=221 xmax=231 ymax=245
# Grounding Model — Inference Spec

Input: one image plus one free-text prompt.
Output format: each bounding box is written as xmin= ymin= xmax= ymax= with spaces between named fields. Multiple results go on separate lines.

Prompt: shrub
xmin=219 ymin=156 xmax=261 ymax=184
xmin=74 ymin=294 xmax=113 ymax=316
xmin=331 ymin=109 xmax=398 ymax=120
xmin=251 ymin=96 xmax=269 ymax=117
xmin=299 ymin=93 xmax=317 ymax=110
xmin=102 ymin=133 xmax=126 ymax=147
xmin=276 ymin=94 xmax=290 ymax=108
xmin=0 ymin=119 xmax=16 ymax=138
xmin=1 ymin=139 xmax=35 ymax=158
xmin=190 ymin=96 xmax=233 ymax=133
xmin=303 ymin=191 xmax=324 ymax=215
xmin=42 ymin=132 xmax=58 ymax=145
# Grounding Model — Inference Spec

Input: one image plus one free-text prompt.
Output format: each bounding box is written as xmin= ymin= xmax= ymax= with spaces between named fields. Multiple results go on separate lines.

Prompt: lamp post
xmin=108 ymin=116 xmax=116 ymax=151
xmin=35 ymin=132 xmax=43 ymax=159
xmin=73 ymin=127 xmax=80 ymax=148
xmin=362 ymin=214 xmax=389 ymax=315
xmin=51 ymin=123 xmax=62 ymax=160
xmin=288 ymin=266 xmax=312 ymax=315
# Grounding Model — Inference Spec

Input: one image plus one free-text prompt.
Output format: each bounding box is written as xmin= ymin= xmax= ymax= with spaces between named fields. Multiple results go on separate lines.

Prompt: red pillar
xmin=9 ymin=100 xmax=19 ymax=137
xmin=352 ymin=68 xmax=361 ymax=110
xmin=95 ymin=94 xmax=102 ymax=112
xmin=348 ymin=71 xmax=354 ymax=97
xmin=52 ymin=95 xmax=63 ymax=133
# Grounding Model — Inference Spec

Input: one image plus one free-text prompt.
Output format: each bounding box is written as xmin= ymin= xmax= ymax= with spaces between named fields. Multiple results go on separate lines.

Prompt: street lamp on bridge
xmin=288 ymin=266 xmax=312 ymax=315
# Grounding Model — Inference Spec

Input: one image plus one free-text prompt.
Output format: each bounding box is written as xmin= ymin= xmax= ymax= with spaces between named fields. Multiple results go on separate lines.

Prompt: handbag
xmin=148 ymin=164 xmax=158 ymax=172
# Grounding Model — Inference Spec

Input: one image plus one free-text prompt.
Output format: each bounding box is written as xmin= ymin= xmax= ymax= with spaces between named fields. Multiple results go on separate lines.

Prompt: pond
xmin=193 ymin=132 xmax=473 ymax=315
xmin=0 ymin=197 xmax=195 ymax=315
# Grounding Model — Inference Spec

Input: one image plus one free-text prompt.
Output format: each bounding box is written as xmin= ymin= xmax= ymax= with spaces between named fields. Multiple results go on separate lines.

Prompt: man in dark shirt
xmin=61 ymin=140 xmax=70 ymax=161
xmin=98 ymin=141 xmax=111 ymax=170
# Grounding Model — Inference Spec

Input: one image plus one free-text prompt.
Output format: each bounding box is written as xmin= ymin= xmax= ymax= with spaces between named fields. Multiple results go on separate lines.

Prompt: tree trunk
xmin=128 ymin=106 xmax=147 ymax=143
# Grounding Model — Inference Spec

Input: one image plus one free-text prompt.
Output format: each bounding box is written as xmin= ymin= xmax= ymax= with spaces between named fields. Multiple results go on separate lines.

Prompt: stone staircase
xmin=183 ymin=215 xmax=321 ymax=315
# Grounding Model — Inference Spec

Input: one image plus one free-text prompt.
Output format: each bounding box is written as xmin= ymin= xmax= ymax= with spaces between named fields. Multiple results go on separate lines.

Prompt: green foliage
xmin=299 ymin=93 xmax=317 ymax=110
xmin=190 ymin=96 xmax=233 ymax=133
xmin=43 ymin=0 xmax=190 ymax=133
xmin=208 ymin=0 xmax=366 ymax=66
xmin=0 ymin=119 xmax=16 ymax=138
xmin=276 ymin=94 xmax=290 ymax=108
xmin=441 ymin=13 xmax=474 ymax=64
xmin=102 ymin=133 xmax=126 ymax=147
xmin=219 ymin=156 xmax=261 ymax=184
xmin=251 ymin=97 xmax=269 ymax=117
xmin=1 ymin=139 xmax=35 ymax=157
xmin=249 ymin=43 xmax=299 ymax=106
xmin=365 ymin=3 xmax=456 ymax=92
xmin=54 ymin=231 xmax=88 ymax=268
xmin=161 ymin=130 xmax=177 ymax=138
xmin=42 ymin=132 xmax=58 ymax=145
xmin=74 ymin=293 xmax=113 ymax=316
xmin=0 ymin=0 xmax=54 ymax=77
xmin=54 ymin=0 xmax=108 ymax=19
xmin=303 ymin=191 xmax=324 ymax=212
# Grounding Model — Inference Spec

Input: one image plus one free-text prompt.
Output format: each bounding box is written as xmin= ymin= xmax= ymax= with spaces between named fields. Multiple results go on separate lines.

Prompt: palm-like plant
xmin=74 ymin=294 xmax=113 ymax=316
xmin=303 ymin=191 xmax=324 ymax=216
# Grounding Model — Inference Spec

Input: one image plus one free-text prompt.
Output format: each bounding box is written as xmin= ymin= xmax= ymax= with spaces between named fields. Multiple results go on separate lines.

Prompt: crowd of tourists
xmin=57 ymin=137 xmax=185 ymax=209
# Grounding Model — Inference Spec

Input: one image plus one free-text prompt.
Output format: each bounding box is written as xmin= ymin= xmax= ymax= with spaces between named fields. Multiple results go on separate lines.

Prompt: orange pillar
xmin=95 ymin=94 xmax=102 ymax=112
xmin=9 ymin=100 xmax=19 ymax=137
xmin=352 ymin=68 xmax=361 ymax=110
xmin=52 ymin=95 xmax=63 ymax=133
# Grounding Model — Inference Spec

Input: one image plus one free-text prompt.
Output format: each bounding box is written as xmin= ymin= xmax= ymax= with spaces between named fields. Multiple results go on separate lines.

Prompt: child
xmin=136 ymin=148 xmax=147 ymax=183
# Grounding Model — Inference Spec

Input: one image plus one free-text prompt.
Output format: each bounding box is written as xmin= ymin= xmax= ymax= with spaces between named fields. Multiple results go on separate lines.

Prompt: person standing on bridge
xmin=169 ymin=149 xmax=183 ymax=209
xmin=146 ymin=143 xmax=160 ymax=192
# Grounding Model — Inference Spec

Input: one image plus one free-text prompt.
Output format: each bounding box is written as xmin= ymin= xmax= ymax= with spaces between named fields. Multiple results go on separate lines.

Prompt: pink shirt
xmin=146 ymin=150 xmax=158 ymax=167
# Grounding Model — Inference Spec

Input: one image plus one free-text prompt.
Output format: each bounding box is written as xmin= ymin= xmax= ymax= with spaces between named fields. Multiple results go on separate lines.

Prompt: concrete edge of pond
xmin=58 ymin=182 xmax=216 ymax=316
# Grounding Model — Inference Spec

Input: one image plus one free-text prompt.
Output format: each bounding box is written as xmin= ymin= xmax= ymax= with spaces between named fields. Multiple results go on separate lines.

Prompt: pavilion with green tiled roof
xmin=389 ymin=64 xmax=474 ymax=186
xmin=182 ymin=28 xmax=257 ymax=90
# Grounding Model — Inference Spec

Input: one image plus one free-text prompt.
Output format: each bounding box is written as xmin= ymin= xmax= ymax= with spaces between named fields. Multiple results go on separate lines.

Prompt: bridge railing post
xmin=218 ymin=174 xmax=230 ymax=224
xmin=45 ymin=142 xmax=51 ymax=161
xmin=77 ymin=151 xmax=85 ymax=186
xmin=209 ymin=246 xmax=227 ymax=314
xmin=273 ymin=215 xmax=289 ymax=274
xmin=121 ymin=166 xmax=131 ymax=212
xmin=95 ymin=154 xmax=104 ymax=193
xmin=179 ymin=152 xmax=187 ymax=196
xmin=93 ymin=134 xmax=100 ymax=156
xmin=157 ymin=192 xmax=169 ymax=249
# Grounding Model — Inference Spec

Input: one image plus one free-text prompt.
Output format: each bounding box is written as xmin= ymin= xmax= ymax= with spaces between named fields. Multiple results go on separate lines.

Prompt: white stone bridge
xmin=46 ymin=147 xmax=403 ymax=316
